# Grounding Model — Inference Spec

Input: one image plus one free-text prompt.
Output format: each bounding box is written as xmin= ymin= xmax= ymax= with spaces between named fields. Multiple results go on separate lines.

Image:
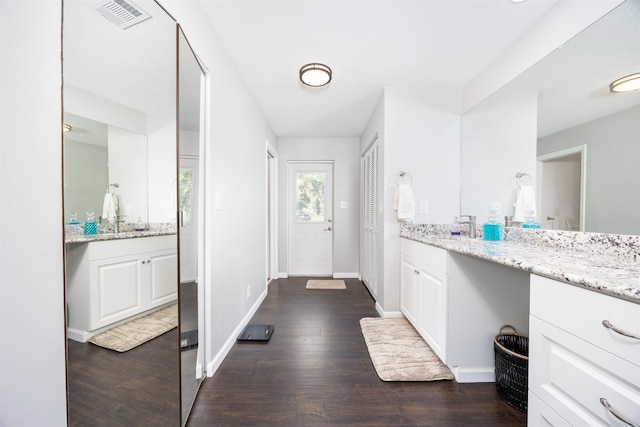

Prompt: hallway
xmin=186 ymin=277 xmax=526 ymax=426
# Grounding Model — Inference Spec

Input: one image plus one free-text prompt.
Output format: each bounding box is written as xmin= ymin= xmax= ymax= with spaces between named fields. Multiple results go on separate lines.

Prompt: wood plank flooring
xmin=187 ymin=277 xmax=527 ymax=426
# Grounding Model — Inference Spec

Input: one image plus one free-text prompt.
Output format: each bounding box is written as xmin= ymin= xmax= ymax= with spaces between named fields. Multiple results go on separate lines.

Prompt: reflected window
xmin=295 ymin=171 xmax=326 ymax=222
xmin=179 ymin=167 xmax=194 ymax=224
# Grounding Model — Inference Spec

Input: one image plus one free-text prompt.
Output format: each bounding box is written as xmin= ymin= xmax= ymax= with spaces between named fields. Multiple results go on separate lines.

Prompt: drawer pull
xmin=602 ymin=320 xmax=640 ymax=340
xmin=600 ymin=398 xmax=638 ymax=427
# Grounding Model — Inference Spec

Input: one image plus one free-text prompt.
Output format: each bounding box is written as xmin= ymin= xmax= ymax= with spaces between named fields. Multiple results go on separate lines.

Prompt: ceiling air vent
xmin=90 ymin=0 xmax=151 ymax=29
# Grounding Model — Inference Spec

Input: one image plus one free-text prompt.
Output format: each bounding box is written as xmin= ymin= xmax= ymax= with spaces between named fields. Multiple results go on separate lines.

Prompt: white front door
xmin=179 ymin=157 xmax=199 ymax=283
xmin=288 ymin=162 xmax=333 ymax=276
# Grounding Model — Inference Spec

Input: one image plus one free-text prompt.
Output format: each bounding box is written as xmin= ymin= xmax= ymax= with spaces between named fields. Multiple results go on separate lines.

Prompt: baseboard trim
xmin=278 ymin=272 xmax=288 ymax=278
xmin=332 ymin=272 xmax=359 ymax=279
xmin=373 ymin=303 xmax=403 ymax=319
xmin=67 ymin=327 xmax=91 ymax=343
xmin=206 ymin=288 xmax=268 ymax=377
xmin=450 ymin=366 xmax=495 ymax=383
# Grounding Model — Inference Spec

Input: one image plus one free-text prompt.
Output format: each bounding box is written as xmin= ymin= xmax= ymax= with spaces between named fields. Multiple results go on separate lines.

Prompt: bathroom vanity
xmin=65 ymin=232 xmax=177 ymax=342
xmin=400 ymin=225 xmax=639 ymax=425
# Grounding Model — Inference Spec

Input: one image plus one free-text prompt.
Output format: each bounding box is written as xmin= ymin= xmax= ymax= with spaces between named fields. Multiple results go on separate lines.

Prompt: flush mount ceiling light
xmin=300 ymin=63 xmax=332 ymax=87
xmin=609 ymin=72 xmax=640 ymax=93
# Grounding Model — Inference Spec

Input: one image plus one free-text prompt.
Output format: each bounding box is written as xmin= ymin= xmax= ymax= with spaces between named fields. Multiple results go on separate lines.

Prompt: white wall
xmin=382 ymin=87 xmax=461 ymax=313
xmin=538 ymin=105 xmax=640 ymax=234
xmin=0 ymin=2 xmax=68 ymax=426
xmin=277 ymin=137 xmax=360 ymax=278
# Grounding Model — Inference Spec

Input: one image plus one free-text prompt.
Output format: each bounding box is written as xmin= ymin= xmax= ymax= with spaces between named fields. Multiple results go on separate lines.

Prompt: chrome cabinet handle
xmin=602 ymin=320 xmax=640 ymax=340
xmin=600 ymin=398 xmax=638 ymax=427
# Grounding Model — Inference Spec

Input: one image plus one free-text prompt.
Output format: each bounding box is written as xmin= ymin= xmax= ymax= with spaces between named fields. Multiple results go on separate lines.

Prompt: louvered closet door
xmin=361 ymin=138 xmax=380 ymax=297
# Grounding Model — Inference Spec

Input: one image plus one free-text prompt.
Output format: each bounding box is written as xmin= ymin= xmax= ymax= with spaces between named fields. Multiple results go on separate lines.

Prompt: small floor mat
xmin=360 ymin=317 xmax=454 ymax=381
xmin=306 ymin=279 xmax=346 ymax=289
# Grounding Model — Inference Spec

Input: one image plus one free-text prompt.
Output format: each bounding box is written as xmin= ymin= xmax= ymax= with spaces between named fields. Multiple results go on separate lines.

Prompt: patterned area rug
xmin=306 ymin=279 xmax=346 ymax=289
xmin=360 ymin=317 xmax=454 ymax=381
xmin=89 ymin=304 xmax=178 ymax=352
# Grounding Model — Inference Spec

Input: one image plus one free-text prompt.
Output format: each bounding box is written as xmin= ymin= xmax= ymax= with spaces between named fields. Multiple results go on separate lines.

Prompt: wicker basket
xmin=494 ymin=325 xmax=529 ymax=413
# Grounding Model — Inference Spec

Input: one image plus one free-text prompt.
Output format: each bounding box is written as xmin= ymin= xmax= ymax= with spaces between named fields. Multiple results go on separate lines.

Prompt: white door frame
xmin=536 ymin=144 xmax=587 ymax=231
xmin=266 ymin=141 xmax=278 ymax=285
xmin=287 ymin=161 xmax=334 ymax=277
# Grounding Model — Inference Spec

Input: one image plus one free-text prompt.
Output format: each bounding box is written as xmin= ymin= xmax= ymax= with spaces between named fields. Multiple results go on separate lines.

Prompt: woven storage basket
xmin=494 ymin=325 xmax=528 ymax=413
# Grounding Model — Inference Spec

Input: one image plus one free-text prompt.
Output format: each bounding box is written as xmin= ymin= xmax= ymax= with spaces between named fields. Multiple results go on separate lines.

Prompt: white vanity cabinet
xmin=400 ymin=238 xmax=448 ymax=362
xmin=66 ymin=235 xmax=177 ymax=342
xmin=529 ymin=275 xmax=640 ymax=426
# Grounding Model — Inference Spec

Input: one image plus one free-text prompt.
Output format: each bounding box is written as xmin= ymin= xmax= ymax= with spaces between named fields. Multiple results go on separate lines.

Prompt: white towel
xmin=513 ymin=185 xmax=536 ymax=222
xmin=394 ymin=184 xmax=415 ymax=223
xmin=102 ymin=193 xmax=119 ymax=221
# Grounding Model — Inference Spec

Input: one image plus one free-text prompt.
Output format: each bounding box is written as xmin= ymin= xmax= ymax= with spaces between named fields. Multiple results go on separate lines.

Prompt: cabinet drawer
xmin=528 ymin=392 xmax=570 ymax=427
xmin=529 ymin=316 xmax=640 ymax=426
xmin=400 ymin=238 xmax=446 ymax=273
xmin=530 ymin=275 xmax=640 ymax=366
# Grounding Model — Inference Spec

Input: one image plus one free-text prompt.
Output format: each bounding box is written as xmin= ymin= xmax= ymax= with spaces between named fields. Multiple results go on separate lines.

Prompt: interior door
xmin=288 ymin=162 xmax=333 ymax=276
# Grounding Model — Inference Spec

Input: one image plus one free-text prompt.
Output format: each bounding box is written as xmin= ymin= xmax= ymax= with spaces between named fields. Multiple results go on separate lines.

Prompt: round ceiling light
xmin=610 ymin=72 xmax=640 ymax=93
xmin=300 ymin=63 xmax=332 ymax=87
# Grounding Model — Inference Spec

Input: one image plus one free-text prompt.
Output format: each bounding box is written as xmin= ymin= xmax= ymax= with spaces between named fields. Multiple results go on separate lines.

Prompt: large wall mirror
xmin=63 ymin=0 xmax=181 ymax=425
xmin=461 ymin=0 xmax=640 ymax=235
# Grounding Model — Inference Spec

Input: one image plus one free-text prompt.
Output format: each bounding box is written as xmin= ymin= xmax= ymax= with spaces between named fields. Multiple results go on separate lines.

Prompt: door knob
xmin=324 ymin=226 xmax=332 ymax=231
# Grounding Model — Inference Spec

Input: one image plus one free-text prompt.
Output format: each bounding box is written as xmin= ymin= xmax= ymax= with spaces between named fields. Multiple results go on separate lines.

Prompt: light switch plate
xmin=340 ymin=200 xmax=348 ymax=209
xmin=419 ymin=201 xmax=429 ymax=214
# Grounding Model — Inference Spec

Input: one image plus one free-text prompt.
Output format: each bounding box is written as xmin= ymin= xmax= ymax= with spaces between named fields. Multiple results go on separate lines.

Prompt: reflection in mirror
xmin=178 ymin=26 xmax=206 ymax=425
xmin=63 ymin=0 xmax=180 ymax=425
xmin=461 ymin=0 xmax=640 ymax=235
xmin=64 ymin=113 xmax=148 ymax=224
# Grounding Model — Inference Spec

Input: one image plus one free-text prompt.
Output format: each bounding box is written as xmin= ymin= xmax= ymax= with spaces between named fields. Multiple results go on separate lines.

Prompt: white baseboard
xmin=450 ymin=366 xmax=495 ymax=383
xmin=67 ymin=327 xmax=91 ymax=343
xmin=332 ymin=272 xmax=359 ymax=279
xmin=278 ymin=272 xmax=288 ymax=278
xmin=206 ymin=288 xmax=268 ymax=377
xmin=373 ymin=302 xmax=403 ymax=319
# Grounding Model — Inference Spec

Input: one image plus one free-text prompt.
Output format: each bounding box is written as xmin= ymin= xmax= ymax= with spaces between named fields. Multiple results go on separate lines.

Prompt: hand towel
xmin=513 ymin=185 xmax=536 ymax=222
xmin=102 ymin=193 xmax=119 ymax=221
xmin=394 ymin=184 xmax=415 ymax=223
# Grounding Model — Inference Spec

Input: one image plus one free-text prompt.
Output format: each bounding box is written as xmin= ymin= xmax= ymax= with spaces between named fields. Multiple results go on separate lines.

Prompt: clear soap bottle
xmin=450 ymin=216 xmax=461 ymax=240
xmin=483 ymin=210 xmax=502 ymax=241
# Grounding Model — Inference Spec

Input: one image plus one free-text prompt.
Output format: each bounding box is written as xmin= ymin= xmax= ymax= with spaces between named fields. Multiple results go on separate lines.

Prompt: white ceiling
xmin=199 ymin=0 xmax=561 ymax=137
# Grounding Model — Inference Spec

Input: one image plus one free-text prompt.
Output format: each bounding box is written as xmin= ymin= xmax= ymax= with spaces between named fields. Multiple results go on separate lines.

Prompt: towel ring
xmin=107 ymin=183 xmax=120 ymax=194
xmin=398 ymin=171 xmax=413 ymax=185
xmin=515 ymin=173 xmax=532 ymax=186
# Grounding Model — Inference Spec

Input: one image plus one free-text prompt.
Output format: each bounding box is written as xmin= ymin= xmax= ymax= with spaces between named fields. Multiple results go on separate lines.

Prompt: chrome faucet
xmin=459 ymin=215 xmax=477 ymax=239
xmin=114 ymin=215 xmax=126 ymax=233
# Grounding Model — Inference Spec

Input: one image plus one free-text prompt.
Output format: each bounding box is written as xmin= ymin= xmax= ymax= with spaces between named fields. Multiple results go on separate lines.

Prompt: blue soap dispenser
xmin=483 ymin=210 xmax=502 ymax=241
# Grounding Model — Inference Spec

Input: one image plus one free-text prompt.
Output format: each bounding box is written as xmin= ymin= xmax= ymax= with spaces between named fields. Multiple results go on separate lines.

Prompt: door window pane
xmin=296 ymin=172 xmax=326 ymax=222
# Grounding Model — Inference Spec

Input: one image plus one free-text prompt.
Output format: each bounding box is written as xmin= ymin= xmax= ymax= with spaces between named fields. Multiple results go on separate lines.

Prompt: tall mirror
xmin=461 ymin=0 xmax=640 ymax=235
xmin=63 ymin=0 xmax=180 ymax=425
xmin=177 ymin=26 xmax=206 ymax=425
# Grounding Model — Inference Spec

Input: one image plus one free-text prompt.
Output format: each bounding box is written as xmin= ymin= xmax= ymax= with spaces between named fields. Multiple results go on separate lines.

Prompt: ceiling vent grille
xmin=91 ymin=0 xmax=151 ymax=29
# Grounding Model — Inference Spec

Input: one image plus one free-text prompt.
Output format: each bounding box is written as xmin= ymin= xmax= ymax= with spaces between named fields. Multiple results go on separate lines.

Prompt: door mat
xmin=89 ymin=304 xmax=178 ymax=352
xmin=360 ymin=317 xmax=454 ymax=381
xmin=306 ymin=279 xmax=346 ymax=289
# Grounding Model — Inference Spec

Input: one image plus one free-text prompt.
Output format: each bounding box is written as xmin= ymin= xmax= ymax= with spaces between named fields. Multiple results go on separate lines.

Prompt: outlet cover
xmin=419 ymin=200 xmax=429 ymax=214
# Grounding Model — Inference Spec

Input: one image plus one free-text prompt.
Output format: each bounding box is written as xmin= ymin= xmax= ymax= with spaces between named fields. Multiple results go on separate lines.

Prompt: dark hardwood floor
xmin=187 ymin=277 xmax=527 ymax=427
xmin=67 ymin=328 xmax=181 ymax=426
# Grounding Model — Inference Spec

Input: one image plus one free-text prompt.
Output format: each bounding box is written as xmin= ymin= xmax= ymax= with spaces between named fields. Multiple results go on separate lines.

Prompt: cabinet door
xmin=417 ymin=264 xmax=446 ymax=362
xmin=147 ymin=249 xmax=178 ymax=308
xmin=400 ymin=255 xmax=419 ymax=325
xmin=90 ymin=255 xmax=143 ymax=330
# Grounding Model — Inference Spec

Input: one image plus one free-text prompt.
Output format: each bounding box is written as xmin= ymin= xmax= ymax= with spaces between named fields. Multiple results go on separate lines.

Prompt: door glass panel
xmin=179 ymin=166 xmax=194 ymax=225
xmin=295 ymin=171 xmax=326 ymax=222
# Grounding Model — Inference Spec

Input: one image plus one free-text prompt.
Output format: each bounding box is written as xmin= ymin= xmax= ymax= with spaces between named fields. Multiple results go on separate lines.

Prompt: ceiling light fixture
xmin=609 ymin=72 xmax=640 ymax=93
xmin=300 ymin=63 xmax=332 ymax=87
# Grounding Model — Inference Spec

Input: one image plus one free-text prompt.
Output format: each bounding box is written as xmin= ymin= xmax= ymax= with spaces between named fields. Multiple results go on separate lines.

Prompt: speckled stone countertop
xmin=65 ymin=222 xmax=177 ymax=244
xmin=400 ymin=224 xmax=640 ymax=304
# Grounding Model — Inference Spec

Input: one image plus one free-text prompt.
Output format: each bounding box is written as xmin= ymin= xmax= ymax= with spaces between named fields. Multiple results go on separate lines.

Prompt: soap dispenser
xmin=522 ymin=210 xmax=541 ymax=229
xmin=483 ymin=210 xmax=502 ymax=241
xmin=135 ymin=217 xmax=145 ymax=232
xmin=84 ymin=211 xmax=97 ymax=235
xmin=450 ymin=216 xmax=461 ymax=240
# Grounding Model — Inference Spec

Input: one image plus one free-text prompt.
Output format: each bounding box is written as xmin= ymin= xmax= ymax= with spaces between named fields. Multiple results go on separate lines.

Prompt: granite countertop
xmin=400 ymin=225 xmax=640 ymax=304
xmin=65 ymin=222 xmax=177 ymax=244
